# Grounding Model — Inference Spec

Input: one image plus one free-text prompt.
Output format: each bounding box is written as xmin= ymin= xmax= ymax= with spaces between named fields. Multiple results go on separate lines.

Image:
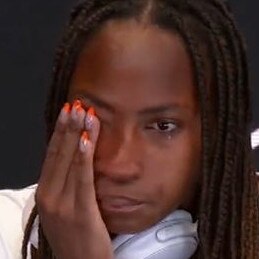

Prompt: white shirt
xmin=0 ymin=185 xmax=37 ymax=259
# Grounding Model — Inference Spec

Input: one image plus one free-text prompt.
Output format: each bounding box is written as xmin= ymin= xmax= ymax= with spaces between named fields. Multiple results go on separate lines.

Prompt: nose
xmin=94 ymin=126 xmax=141 ymax=183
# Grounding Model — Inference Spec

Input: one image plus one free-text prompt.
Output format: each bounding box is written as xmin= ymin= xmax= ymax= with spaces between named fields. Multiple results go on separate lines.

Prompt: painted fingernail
xmin=79 ymin=131 xmax=89 ymax=153
xmin=58 ymin=103 xmax=70 ymax=123
xmin=74 ymin=99 xmax=81 ymax=108
xmin=71 ymin=100 xmax=83 ymax=120
xmin=85 ymin=107 xmax=95 ymax=130
xmin=88 ymin=107 xmax=95 ymax=116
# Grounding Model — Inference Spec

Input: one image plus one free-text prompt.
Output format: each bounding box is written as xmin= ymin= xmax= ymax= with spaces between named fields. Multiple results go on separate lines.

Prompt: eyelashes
xmin=146 ymin=120 xmax=179 ymax=135
xmin=148 ymin=121 xmax=177 ymax=132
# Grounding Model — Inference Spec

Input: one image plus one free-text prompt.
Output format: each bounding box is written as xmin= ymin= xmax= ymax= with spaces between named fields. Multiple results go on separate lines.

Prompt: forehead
xmin=69 ymin=19 xmax=198 ymax=113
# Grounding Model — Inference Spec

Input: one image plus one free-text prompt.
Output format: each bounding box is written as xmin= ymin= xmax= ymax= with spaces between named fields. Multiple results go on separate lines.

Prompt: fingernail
xmin=88 ymin=107 xmax=95 ymax=116
xmin=59 ymin=103 xmax=70 ymax=122
xmin=79 ymin=131 xmax=89 ymax=153
xmin=71 ymin=99 xmax=83 ymax=120
xmin=73 ymin=99 xmax=82 ymax=108
xmin=85 ymin=107 xmax=95 ymax=130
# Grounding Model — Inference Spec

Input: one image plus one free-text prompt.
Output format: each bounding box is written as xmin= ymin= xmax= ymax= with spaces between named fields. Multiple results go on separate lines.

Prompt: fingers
xmin=38 ymin=100 xmax=90 ymax=195
xmin=63 ymin=109 xmax=100 ymax=206
xmin=37 ymin=98 xmax=100 ymax=217
xmin=49 ymin=102 xmax=86 ymax=192
xmin=35 ymin=100 xmax=111 ymax=259
xmin=39 ymin=102 xmax=70 ymax=181
xmin=71 ymin=133 xmax=97 ymax=209
xmin=85 ymin=107 xmax=101 ymax=145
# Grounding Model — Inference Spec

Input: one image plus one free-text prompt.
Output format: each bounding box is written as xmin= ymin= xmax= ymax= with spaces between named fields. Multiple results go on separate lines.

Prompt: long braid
xmin=22 ymin=1 xmax=259 ymax=258
xmin=209 ymin=3 xmax=255 ymax=248
xmin=207 ymin=3 xmax=248 ymax=256
xmin=184 ymin=1 xmax=258 ymax=257
xmin=172 ymin=1 xmax=257 ymax=257
xmin=183 ymin=3 xmax=229 ymax=249
xmin=211 ymin=1 xmax=259 ymax=256
xmin=185 ymin=3 xmax=240 ymax=257
xmin=211 ymin=6 xmax=247 ymax=257
xmin=22 ymin=206 xmax=38 ymax=258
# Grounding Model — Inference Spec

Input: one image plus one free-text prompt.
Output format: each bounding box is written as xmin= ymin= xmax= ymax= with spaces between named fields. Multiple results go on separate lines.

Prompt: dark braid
xmin=210 ymin=1 xmax=259 ymax=256
xmin=22 ymin=0 xmax=259 ymax=258
xmin=184 ymin=3 xmax=241 ymax=256
xmin=22 ymin=206 xmax=38 ymax=258
xmin=185 ymin=6 xmax=229 ymax=249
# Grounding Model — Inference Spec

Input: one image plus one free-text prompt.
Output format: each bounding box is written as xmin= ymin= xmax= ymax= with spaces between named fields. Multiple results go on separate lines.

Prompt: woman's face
xmin=68 ymin=19 xmax=201 ymax=234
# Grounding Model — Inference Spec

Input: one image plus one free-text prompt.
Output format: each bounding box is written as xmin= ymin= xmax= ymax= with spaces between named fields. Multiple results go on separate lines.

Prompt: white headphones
xmin=112 ymin=210 xmax=198 ymax=259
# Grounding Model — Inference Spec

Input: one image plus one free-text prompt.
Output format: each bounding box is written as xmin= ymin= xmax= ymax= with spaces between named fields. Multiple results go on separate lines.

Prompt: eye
xmin=146 ymin=120 xmax=178 ymax=133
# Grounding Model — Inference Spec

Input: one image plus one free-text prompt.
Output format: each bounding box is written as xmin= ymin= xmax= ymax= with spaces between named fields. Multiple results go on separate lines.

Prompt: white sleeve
xmin=0 ymin=185 xmax=36 ymax=259
xmin=0 ymin=232 xmax=11 ymax=258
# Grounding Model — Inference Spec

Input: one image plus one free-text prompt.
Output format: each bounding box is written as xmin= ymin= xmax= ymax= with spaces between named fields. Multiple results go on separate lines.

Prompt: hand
xmin=35 ymin=100 xmax=113 ymax=259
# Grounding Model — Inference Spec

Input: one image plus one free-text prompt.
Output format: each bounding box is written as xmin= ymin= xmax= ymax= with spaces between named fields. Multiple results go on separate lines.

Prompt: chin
xmin=105 ymin=218 xmax=148 ymax=234
xmin=103 ymin=213 xmax=161 ymax=235
xmin=99 ymin=202 xmax=168 ymax=234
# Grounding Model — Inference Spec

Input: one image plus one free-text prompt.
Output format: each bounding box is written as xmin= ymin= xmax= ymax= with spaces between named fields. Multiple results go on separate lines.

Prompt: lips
xmin=98 ymin=196 xmax=144 ymax=213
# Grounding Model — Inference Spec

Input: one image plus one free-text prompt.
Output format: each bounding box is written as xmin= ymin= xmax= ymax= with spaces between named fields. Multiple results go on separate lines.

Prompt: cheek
xmin=143 ymin=129 xmax=201 ymax=207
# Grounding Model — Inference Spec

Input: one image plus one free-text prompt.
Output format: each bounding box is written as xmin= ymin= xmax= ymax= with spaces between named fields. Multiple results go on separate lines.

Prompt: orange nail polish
xmin=82 ymin=131 xmax=89 ymax=141
xmin=87 ymin=107 xmax=95 ymax=116
xmin=73 ymin=99 xmax=82 ymax=109
xmin=63 ymin=103 xmax=71 ymax=113
xmin=71 ymin=99 xmax=83 ymax=120
xmin=76 ymin=105 xmax=84 ymax=113
xmin=85 ymin=107 xmax=95 ymax=130
xmin=80 ymin=131 xmax=89 ymax=152
xmin=59 ymin=103 xmax=70 ymax=122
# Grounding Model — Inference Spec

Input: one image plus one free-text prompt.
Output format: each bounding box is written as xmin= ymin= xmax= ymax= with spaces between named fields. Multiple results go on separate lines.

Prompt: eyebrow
xmin=76 ymin=91 xmax=184 ymax=115
xmin=76 ymin=91 xmax=115 ymax=113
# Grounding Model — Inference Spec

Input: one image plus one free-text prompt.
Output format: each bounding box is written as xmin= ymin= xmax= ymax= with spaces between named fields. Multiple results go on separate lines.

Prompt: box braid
xmin=22 ymin=0 xmax=259 ymax=258
xmin=176 ymin=2 xmax=250 ymax=257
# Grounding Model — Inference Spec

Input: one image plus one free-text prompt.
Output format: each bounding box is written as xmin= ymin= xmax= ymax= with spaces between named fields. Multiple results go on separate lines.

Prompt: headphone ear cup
xmin=144 ymin=236 xmax=198 ymax=259
xmin=113 ymin=210 xmax=199 ymax=259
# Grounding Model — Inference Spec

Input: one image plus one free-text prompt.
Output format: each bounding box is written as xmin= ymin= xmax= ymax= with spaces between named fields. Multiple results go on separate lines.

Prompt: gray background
xmin=0 ymin=0 xmax=258 ymax=189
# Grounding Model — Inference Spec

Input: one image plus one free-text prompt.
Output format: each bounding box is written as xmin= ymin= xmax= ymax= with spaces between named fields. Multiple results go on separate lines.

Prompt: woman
xmin=0 ymin=0 xmax=258 ymax=258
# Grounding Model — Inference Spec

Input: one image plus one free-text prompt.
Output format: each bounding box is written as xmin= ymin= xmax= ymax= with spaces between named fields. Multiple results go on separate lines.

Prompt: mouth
xmin=98 ymin=196 xmax=145 ymax=214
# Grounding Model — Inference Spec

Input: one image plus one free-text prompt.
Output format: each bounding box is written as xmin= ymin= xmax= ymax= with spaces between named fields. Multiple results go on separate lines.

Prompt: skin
xmin=36 ymin=19 xmax=201 ymax=259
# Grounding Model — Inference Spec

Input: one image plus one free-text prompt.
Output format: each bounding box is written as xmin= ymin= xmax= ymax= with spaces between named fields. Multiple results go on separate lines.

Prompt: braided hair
xmin=22 ymin=0 xmax=259 ymax=258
